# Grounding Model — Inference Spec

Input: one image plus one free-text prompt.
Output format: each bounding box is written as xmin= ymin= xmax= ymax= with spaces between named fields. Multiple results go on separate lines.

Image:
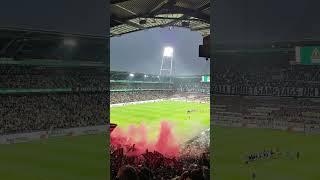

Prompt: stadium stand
xmin=110 ymin=71 xmax=210 ymax=180
xmin=175 ymin=76 xmax=209 ymax=94
xmin=212 ymin=42 xmax=320 ymax=134
xmin=0 ymin=28 xmax=108 ymax=136
xmin=109 ymin=0 xmax=211 ymax=178
xmin=110 ymin=71 xmax=209 ymax=104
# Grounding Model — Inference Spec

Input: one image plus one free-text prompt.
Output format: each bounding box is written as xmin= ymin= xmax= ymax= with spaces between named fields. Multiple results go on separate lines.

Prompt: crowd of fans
xmin=0 ymin=93 xmax=107 ymax=135
xmin=1 ymin=65 xmax=209 ymax=135
xmin=213 ymin=64 xmax=320 ymax=88
xmin=111 ymin=129 xmax=210 ymax=180
xmin=110 ymin=74 xmax=209 ymax=94
xmin=174 ymin=78 xmax=209 ymax=93
xmin=110 ymin=81 xmax=210 ymax=179
xmin=0 ymin=65 xmax=107 ymax=89
xmin=111 ymin=154 xmax=209 ymax=180
xmin=212 ymin=58 xmax=320 ymax=131
xmin=111 ymin=71 xmax=161 ymax=82
xmin=111 ymin=82 xmax=173 ymax=91
xmin=1 ymin=63 xmax=212 ymax=179
xmin=213 ymin=96 xmax=320 ymax=130
xmin=0 ymin=64 xmax=108 ymax=135
xmin=110 ymin=91 xmax=174 ymax=104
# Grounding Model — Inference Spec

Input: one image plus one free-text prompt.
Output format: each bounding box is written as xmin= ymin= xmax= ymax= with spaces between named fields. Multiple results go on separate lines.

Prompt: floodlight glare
xmin=129 ymin=73 xmax=134 ymax=77
xmin=163 ymin=47 xmax=173 ymax=57
xmin=63 ymin=39 xmax=76 ymax=47
xmin=144 ymin=74 xmax=148 ymax=78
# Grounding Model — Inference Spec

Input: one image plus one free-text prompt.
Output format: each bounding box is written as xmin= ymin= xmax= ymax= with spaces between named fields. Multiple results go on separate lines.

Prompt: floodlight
xmin=163 ymin=47 xmax=173 ymax=57
xmin=129 ymin=73 xmax=134 ymax=77
xmin=63 ymin=39 xmax=76 ymax=47
xmin=144 ymin=74 xmax=148 ymax=78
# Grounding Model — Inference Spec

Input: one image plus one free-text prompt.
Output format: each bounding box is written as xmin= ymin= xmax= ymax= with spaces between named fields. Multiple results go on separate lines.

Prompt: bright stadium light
xmin=163 ymin=46 xmax=174 ymax=57
xmin=129 ymin=73 xmax=134 ymax=77
xmin=63 ymin=39 xmax=76 ymax=47
xmin=144 ymin=74 xmax=148 ymax=78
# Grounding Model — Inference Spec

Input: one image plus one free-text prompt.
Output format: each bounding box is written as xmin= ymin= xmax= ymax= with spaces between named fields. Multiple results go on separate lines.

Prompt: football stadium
xmin=212 ymin=42 xmax=320 ymax=179
xmin=0 ymin=0 xmax=211 ymax=179
xmin=0 ymin=28 xmax=108 ymax=180
xmin=110 ymin=72 xmax=210 ymax=179
xmin=110 ymin=0 xmax=210 ymax=179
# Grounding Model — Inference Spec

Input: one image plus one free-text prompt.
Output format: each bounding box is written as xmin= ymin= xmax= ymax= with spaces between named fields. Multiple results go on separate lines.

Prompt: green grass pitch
xmin=111 ymin=100 xmax=210 ymax=143
xmin=213 ymin=126 xmax=320 ymax=180
xmin=0 ymin=100 xmax=209 ymax=180
xmin=0 ymin=134 xmax=107 ymax=180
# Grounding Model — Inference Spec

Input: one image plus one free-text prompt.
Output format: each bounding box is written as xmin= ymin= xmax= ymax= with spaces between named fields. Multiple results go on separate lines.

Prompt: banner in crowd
xmin=213 ymin=85 xmax=319 ymax=97
xmin=201 ymin=75 xmax=210 ymax=83
xmin=74 ymin=87 xmax=108 ymax=92
xmin=111 ymin=99 xmax=165 ymax=107
xmin=305 ymin=125 xmax=320 ymax=134
xmin=48 ymin=125 xmax=105 ymax=138
xmin=296 ymin=46 xmax=320 ymax=65
xmin=0 ymin=125 xmax=105 ymax=144
xmin=0 ymin=88 xmax=72 ymax=94
xmin=0 ymin=59 xmax=107 ymax=67
xmin=0 ymin=131 xmax=47 ymax=144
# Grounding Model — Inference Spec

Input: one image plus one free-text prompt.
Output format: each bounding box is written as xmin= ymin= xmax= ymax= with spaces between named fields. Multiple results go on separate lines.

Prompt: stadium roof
xmin=111 ymin=0 xmax=210 ymax=37
xmin=0 ymin=27 xmax=107 ymax=62
xmin=214 ymin=40 xmax=320 ymax=54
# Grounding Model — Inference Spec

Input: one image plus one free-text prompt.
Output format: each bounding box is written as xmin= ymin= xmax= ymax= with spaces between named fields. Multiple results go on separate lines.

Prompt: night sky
xmin=110 ymin=28 xmax=210 ymax=75
xmin=214 ymin=0 xmax=320 ymax=44
xmin=0 ymin=0 xmax=107 ymax=35
xmin=1 ymin=0 xmax=320 ymax=73
xmin=1 ymin=0 xmax=319 ymax=41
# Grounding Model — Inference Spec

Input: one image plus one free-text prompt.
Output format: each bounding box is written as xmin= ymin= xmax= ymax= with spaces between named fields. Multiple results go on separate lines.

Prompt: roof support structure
xmin=169 ymin=6 xmax=209 ymax=23
xmin=111 ymin=6 xmax=209 ymax=28
xmin=111 ymin=0 xmax=133 ymax=5
xmin=0 ymin=39 xmax=16 ymax=55
xmin=149 ymin=0 xmax=177 ymax=15
xmin=110 ymin=0 xmax=210 ymax=36
xmin=147 ymin=16 xmax=203 ymax=21
xmin=191 ymin=26 xmax=210 ymax=31
xmin=198 ymin=3 xmax=210 ymax=11
xmin=0 ymin=31 xmax=31 ymax=55
xmin=112 ymin=14 xmax=145 ymax=30
xmin=155 ymin=3 xmax=210 ymax=28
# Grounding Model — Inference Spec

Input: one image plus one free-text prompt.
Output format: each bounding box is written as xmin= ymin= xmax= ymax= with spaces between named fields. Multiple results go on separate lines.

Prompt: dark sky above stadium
xmin=111 ymin=28 xmax=210 ymax=75
xmin=1 ymin=0 xmax=320 ymax=65
xmin=0 ymin=0 xmax=107 ymax=35
xmin=1 ymin=0 xmax=319 ymax=41
xmin=214 ymin=0 xmax=320 ymax=43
